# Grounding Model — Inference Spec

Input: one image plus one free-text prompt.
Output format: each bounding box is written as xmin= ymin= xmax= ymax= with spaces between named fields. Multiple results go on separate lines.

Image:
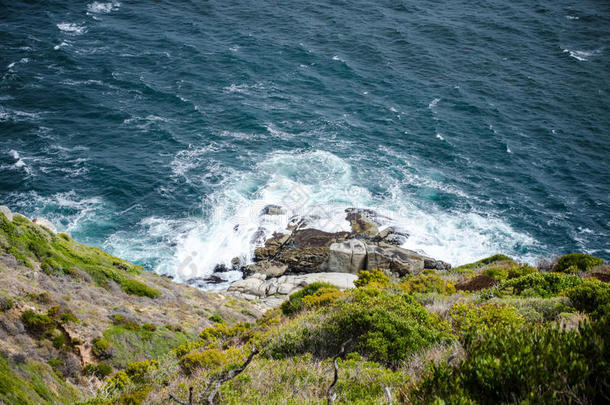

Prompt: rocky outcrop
xmin=227 ymin=272 xmax=357 ymax=309
xmin=33 ymin=218 xmax=57 ymax=234
xmin=0 ymin=205 xmax=13 ymax=222
xmin=326 ymin=239 xmax=367 ymax=274
xmin=455 ymin=275 xmax=497 ymax=291
xmin=261 ymin=204 xmax=286 ymax=216
xmin=242 ymin=260 xmax=288 ymax=278
xmin=365 ymin=243 xmax=425 ymax=276
xmin=345 ymin=209 xmax=379 ymax=237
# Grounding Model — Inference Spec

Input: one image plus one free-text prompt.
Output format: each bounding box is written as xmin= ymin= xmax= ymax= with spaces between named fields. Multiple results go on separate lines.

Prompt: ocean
xmin=1 ymin=0 xmax=608 ymax=286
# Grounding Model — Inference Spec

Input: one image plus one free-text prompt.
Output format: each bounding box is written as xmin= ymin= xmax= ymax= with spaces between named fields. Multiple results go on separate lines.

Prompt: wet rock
xmin=231 ymin=257 xmax=241 ymax=270
xmin=186 ymin=275 xmax=227 ymax=288
xmin=254 ymin=232 xmax=291 ymax=261
xmin=326 ymin=239 xmax=367 ymax=273
xmin=345 ymin=210 xmax=379 ymax=237
xmin=33 ymin=218 xmax=57 ymax=234
xmin=261 ymin=204 xmax=286 ymax=216
xmin=213 ymin=264 xmax=229 ymax=273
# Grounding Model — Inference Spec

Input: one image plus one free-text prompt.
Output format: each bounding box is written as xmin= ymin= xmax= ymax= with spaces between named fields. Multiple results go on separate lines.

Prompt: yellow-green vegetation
xmin=0 ymin=355 xmax=80 ymax=405
xmin=105 ymin=252 xmax=603 ymax=404
xmin=0 ymin=213 xmax=159 ymax=298
xmin=400 ymin=274 xmax=456 ymax=294
xmin=3 ymin=236 xmax=608 ymax=404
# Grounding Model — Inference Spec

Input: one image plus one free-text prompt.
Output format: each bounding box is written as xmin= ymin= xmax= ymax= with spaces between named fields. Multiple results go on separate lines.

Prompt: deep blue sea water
xmin=1 ymin=1 xmax=609 ymax=284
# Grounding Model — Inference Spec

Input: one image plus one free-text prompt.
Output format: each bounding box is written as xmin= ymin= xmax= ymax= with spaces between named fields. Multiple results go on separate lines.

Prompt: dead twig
xmin=203 ymin=346 xmax=259 ymax=404
xmin=169 ymin=386 xmax=193 ymax=405
xmin=327 ymin=339 xmax=352 ymax=405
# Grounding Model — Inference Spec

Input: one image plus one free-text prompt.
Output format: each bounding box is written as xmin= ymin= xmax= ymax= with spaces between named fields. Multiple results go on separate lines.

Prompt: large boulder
xmin=0 ymin=206 xmax=13 ymax=221
xmin=242 ymin=260 xmax=288 ymax=278
xmin=326 ymin=239 xmax=367 ymax=274
xmin=423 ymin=257 xmax=452 ymax=271
xmin=228 ymin=272 xmax=357 ymax=302
xmin=365 ymin=243 xmax=424 ymax=276
xmin=255 ymin=229 xmax=350 ymax=273
xmin=33 ymin=218 xmax=57 ymax=234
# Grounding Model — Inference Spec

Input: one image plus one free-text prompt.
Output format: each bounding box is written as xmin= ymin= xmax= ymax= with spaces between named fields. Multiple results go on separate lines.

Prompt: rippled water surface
xmin=1 ymin=1 xmax=609 ymax=284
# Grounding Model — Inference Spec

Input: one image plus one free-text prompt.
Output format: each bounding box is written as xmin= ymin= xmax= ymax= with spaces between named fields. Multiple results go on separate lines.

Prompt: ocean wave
xmin=87 ymin=1 xmax=120 ymax=14
xmin=3 ymin=191 xmax=108 ymax=235
xmin=428 ymin=98 xmax=440 ymax=109
xmin=135 ymin=149 xmax=539 ymax=282
xmin=563 ymin=48 xmax=598 ymax=61
xmin=57 ymin=23 xmax=86 ymax=34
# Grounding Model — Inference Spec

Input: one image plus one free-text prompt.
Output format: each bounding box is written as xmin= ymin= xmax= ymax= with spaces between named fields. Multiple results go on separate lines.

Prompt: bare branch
xmin=169 ymin=392 xmax=188 ymax=405
xmin=203 ymin=346 xmax=259 ymax=405
xmin=327 ymin=339 xmax=352 ymax=405
xmin=385 ymin=386 xmax=392 ymax=404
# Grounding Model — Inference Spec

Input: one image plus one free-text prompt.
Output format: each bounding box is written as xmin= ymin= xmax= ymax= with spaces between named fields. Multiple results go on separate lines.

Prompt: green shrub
xmin=507 ymin=264 xmax=537 ymax=279
xmin=450 ymin=303 xmax=524 ymax=336
xmin=92 ymin=338 xmax=113 ymax=359
xmin=410 ymin=322 xmax=609 ymax=404
xmin=103 ymin=371 xmax=132 ymax=394
xmin=489 ymin=297 xmax=573 ymax=322
xmin=500 ymin=272 xmax=583 ymax=297
xmin=267 ymin=287 xmax=453 ymax=366
xmin=83 ymin=363 xmax=113 ymax=379
xmin=21 ymin=310 xmax=56 ymax=337
xmin=354 ymin=269 xmax=391 ymax=288
xmin=400 ymin=274 xmax=456 ymax=295
xmin=125 ymin=360 xmax=159 ymax=383
xmin=208 ymin=314 xmax=223 ymax=323
xmin=301 ymin=288 xmax=344 ymax=309
xmin=120 ymin=279 xmax=160 ymax=298
xmin=566 ymin=280 xmax=610 ymax=320
xmin=179 ymin=349 xmax=226 ymax=374
xmin=117 ymin=387 xmax=151 ymax=405
xmin=555 ymin=253 xmax=604 ymax=273
xmin=454 ymin=254 xmax=514 ymax=272
xmin=280 ymin=282 xmax=339 ymax=316
xmin=142 ymin=323 xmax=156 ymax=332
xmin=0 ymin=297 xmax=13 ymax=312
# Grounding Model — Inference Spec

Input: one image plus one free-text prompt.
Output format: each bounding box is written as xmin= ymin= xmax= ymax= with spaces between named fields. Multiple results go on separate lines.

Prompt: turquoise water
xmin=1 ymin=1 xmax=608 ymax=283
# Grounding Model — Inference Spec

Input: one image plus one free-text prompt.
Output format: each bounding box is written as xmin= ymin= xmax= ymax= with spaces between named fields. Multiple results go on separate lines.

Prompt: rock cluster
xmin=225 ymin=207 xmax=451 ymax=306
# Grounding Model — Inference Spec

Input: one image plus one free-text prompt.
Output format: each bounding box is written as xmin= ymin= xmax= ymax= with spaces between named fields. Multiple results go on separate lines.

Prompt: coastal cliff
xmin=0 ymin=206 xmax=608 ymax=404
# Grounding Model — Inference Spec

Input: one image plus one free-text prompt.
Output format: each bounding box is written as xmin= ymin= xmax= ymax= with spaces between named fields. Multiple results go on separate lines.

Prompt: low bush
xmin=92 ymin=337 xmax=113 ymax=359
xmin=120 ymin=279 xmax=160 ymax=299
xmin=280 ymin=282 xmax=339 ymax=316
xmin=353 ymin=269 xmax=390 ymax=288
xmin=267 ymin=287 xmax=453 ymax=366
xmin=450 ymin=303 xmax=524 ymax=336
xmin=453 ymin=254 xmax=514 ymax=272
xmin=179 ymin=349 xmax=226 ymax=374
xmin=125 ymin=360 xmax=159 ymax=384
xmin=500 ymin=272 xmax=583 ymax=297
xmin=555 ymin=253 xmax=604 ymax=273
xmin=21 ymin=310 xmax=56 ymax=337
xmin=0 ymin=297 xmax=13 ymax=312
xmin=83 ymin=363 xmax=113 ymax=379
xmin=409 ymin=321 xmax=609 ymax=404
xmin=400 ymin=274 xmax=456 ymax=295
xmin=301 ymin=288 xmax=343 ymax=309
xmin=565 ymin=280 xmax=610 ymax=320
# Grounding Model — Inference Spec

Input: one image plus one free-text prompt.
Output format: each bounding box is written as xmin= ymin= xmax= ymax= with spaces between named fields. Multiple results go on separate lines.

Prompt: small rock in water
xmin=213 ymin=263 xmax=229 ymax=273
xmin=231 ymin=257 xmax=241 ymax=270
xmin=261 ymin=204 xmax=286 ymax=216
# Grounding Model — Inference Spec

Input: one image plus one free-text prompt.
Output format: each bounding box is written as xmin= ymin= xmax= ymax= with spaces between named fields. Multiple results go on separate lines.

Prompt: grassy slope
xmin=0 ymin=212 xmax=260 ymax=404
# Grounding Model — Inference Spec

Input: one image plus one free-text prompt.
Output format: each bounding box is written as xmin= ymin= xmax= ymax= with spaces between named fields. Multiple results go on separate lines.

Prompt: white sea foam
xmin=566 ymin=15 xmax=579 ymax=20
xmin=57 ymin=23 xmax=86 ymax=34
xmin=133 ymin=149 xmax=539 ymax=283
xmin=87 ymin=1 xmax=120 ymax=14
xmin=563 ymin=49 xmax=594 ymax=61
xmin=428 ymin=98 xmax=440 ymax=109
xmin=436 ymin=133 xmax=444 ymax=141
xmin=332 ymin=55 xmax=345 ymax=62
